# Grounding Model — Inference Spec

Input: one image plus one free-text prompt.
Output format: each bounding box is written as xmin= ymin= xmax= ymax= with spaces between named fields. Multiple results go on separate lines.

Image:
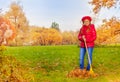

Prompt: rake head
xmin=89 ymin=68 xmax=94 ymax=75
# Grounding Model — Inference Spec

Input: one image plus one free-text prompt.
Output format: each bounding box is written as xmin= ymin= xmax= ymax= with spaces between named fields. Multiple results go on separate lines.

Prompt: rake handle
xmin=83 ymin=39 xmax=92 ymax=67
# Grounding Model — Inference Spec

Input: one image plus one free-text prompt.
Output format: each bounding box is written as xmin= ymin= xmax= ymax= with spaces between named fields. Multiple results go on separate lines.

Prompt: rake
xmin=83 ymin=39 xmax=94 ymax=75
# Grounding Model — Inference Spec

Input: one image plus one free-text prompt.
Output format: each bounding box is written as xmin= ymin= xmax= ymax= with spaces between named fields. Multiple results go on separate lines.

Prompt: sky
xmin=0 ymin=0 xmax=120 ymax=31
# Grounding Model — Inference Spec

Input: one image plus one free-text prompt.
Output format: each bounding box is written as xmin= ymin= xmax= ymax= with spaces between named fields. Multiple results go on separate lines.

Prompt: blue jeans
xmin=80 ymin=47 xmax=93 ymax=70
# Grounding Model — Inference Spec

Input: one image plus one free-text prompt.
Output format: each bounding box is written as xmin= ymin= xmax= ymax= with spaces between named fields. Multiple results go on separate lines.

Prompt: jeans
xmin=80 ymin=47 xmax=93 ymax=70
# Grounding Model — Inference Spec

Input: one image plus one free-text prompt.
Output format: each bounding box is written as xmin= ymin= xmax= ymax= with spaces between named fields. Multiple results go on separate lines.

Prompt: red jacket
xmin=78 ymin=24 xmax=96 ymax=47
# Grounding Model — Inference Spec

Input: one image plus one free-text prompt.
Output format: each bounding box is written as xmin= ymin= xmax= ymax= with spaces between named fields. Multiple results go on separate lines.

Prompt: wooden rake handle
xmin=83 ymin=39 xmax=92 ymax=67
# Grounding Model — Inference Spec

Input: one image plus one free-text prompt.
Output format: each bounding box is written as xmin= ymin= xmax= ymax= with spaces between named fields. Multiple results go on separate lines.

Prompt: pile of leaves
xmin=67 ymin=67 xmax=98 ymax=79
xmin=0 ymin=46 xmax=34 ymax=82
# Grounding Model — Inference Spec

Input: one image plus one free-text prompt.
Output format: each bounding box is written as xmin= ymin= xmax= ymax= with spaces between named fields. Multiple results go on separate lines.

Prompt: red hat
xmin=82 ymin=16 xmax=92 ymax=22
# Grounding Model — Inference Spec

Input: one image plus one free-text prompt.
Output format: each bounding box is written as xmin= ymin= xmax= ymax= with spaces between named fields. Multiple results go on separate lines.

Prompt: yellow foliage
xmin=0 ymin=16 xmax=16 ymax=45
xmin=96 ymin=17 xmax=120 ymax=45
xmin=31 ymin=28 xmax=62 ymax=45
xmin=0 ymin=46 xmax=34 ymax=82
xmin=89 ymin=0 xmax=117 ymax=13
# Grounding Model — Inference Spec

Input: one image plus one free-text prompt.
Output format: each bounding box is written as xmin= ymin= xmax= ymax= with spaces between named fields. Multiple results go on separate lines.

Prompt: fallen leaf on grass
xmin=67 ymin=67 xmax=98 ymax=79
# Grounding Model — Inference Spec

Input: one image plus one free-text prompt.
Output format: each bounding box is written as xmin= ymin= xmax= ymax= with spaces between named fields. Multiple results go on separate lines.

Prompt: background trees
xmin=62 ymin=31 xmax=78 ymax=45
xmin=5 ymin=2 xmax=29 ymax=46
xmin=0 ymin=0 xmax=120 ymax=46
xmin=51 ymin=22 xmax=60 ymax=31
xmin=95 ymin=17 xmax=120 ymax=45
xmin=90 ymin=0 xmax=120 ymax=45
xmin=89 ymin=0 xmax=120 ymax=14
xmin=0 ymin=15 xmax=16 ymax=45
xmin=29 ymin=27 xmax=62 ymax=45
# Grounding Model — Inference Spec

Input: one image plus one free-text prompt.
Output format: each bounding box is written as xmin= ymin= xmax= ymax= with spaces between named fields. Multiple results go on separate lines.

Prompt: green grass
xmin=4 ymin=45 xmax=120 ymax=82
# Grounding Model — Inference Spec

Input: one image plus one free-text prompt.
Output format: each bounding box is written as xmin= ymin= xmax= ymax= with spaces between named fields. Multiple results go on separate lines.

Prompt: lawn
xmin=4 ymin=45 xmax=120 ymax=82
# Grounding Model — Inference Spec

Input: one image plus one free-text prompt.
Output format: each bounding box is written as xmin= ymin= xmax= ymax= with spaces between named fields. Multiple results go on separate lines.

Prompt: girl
xmin=78 ymin=16 xmax=96 ymax=71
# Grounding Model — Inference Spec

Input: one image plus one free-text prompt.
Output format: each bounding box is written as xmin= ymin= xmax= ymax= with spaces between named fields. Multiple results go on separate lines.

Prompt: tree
xmin=62 ymin=31 xmax=78 ymax=45
xmin=0 ymin=16 xmax=16 ymax=45
xmin=89 ymin=0 xmax=120 ymax=14
xmin=95 ymin=17 xmax=120 ymax=45
xmin=5 ymin=2 xmax=29 ymax=46
xmin=30 ymin=27 xmax=62 ymax=45
xmin=51 ymin=22 xmax=60 ymax=31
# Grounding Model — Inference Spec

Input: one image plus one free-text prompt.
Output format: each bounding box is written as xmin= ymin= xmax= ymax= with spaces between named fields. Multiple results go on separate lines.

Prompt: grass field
xmin=4 ymin=45 xmax=120 ymax=82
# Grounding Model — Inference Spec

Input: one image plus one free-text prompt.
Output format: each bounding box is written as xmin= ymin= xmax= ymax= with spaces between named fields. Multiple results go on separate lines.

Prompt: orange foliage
xmin=29 ymin=27 xmax=78 ymax=46
xmin=3 ymin=18 xmax=16 ymax=40
xmin=67 ymin=67 xmax=98 ymax=78
xmin=0 ymin=16 xmax=16 ymax=45
xmin=89 ymin=0 xmax=117 ymax=13
xmin=31 ymin=27 xmax=62 ymax=45
xmin=62 ymin=31 xmax=78 ymax=45
xmin=96 ymin=17 xmax=120 ymax=45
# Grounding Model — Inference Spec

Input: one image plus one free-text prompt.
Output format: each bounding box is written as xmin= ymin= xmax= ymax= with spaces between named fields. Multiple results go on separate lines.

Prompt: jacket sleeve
xmin=78 ymin=28 xmax=84 ymax=42
xmin=86 ymin=25 xmax=97 ymax=43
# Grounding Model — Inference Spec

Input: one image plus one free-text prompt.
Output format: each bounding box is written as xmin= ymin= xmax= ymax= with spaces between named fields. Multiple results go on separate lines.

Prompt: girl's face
xmin=83 ymin=19 xmax=90 ymax=26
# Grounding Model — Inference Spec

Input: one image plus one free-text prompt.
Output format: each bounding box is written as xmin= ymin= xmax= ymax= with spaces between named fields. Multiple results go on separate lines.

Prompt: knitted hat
xmin=82 ymin=16 xmax=92 ymax=22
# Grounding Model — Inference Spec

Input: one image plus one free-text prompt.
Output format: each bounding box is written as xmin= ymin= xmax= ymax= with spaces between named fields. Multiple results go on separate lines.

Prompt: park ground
xmin=4 ymin=45 xmax=120 ymax=82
